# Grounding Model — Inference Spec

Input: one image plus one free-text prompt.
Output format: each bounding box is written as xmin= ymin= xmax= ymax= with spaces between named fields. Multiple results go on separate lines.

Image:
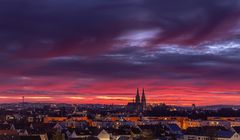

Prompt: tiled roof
xmin=19 ymin=136 xmax=41 ymax=140
xmin=167 ymin=124 xmax=181 ymax=132
xmin=0 ymin=130 xmax=18 ymax=135
xmin=215 ymin=130 xmax=235 ymax=138
xmin=185 ymin=126 xmax=234 ymax=138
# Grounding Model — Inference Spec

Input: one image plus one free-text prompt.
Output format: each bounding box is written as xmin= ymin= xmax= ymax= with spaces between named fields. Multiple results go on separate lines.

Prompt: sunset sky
xmin=0 ymin=0 xmax=240 ymax=106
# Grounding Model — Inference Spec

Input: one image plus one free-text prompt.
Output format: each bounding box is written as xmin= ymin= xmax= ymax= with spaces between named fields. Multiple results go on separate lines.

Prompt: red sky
xmin=0 ymin=0 xmax=240 ymax=106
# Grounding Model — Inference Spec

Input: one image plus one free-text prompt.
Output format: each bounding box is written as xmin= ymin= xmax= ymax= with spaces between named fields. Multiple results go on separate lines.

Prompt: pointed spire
xmin=141 ymin=88 xmax=145 ymax=101
xmin=141 ymin=88 xmax=147 ymax=109
xmin=142 ymin=88 xmax=145 ymax=97
xmin=135 ymin=88 xmax=140 ymax=104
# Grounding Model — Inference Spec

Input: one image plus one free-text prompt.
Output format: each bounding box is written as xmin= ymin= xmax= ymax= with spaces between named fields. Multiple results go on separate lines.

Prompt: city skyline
xmin=0 ymin=0 xmax=240 ymax=106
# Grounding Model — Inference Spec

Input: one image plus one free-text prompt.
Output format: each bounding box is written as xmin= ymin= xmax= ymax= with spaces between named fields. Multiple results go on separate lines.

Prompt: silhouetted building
xmin=127 ymin=88 xmax=147 ymax=112
xmin=141 ymin=88 xmax=147 ymax=111
xmin=136 ymin=88 xmax=140 ymax=104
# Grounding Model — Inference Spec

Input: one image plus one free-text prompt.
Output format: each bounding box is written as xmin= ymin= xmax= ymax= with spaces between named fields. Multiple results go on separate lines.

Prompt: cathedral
xmin=126 ymin=88 xmax=147 ymax=112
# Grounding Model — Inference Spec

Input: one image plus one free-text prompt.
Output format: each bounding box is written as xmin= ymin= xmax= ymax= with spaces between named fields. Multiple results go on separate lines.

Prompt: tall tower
xmin=141 ymin=88 xmax=146 ymax=109
xmin=135 ymin=88 xmax=140 ymax=104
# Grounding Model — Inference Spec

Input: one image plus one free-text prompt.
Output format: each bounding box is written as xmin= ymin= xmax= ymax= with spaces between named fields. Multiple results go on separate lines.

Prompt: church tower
xmin=135 ymin=88 xmax=140 ymax=104
xmin=141 ymin=88 xmax=147 ymax=109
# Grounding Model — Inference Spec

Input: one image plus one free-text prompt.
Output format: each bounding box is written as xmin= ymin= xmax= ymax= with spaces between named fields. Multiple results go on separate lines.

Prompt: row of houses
xmin=2 ymin=120 xmax=240 ymax=140
xmin=3 ymin=114 xmax=240 ymax=140
xmin=42 ymin=116 xmax=240 ymax=129
xmin=0 ymin=121 xmax=183 ymax=140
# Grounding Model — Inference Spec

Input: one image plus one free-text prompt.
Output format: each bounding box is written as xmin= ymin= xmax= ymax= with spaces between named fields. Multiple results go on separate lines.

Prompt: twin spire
xmin=135 ymin=88 xmax=146 ymax=107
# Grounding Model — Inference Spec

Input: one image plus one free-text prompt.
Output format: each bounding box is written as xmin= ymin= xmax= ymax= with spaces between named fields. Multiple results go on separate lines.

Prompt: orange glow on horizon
xmin=0 ymin=79 xmax=239 ymax=106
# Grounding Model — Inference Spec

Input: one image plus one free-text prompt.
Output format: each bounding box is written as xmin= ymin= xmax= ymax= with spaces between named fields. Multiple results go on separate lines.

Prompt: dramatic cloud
xmin=0 ymin=0 xmax=240 ymax=105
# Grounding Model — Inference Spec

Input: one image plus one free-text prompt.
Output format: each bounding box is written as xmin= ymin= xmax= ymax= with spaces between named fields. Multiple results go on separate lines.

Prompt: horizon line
xmin=1 ymin=102 xmax=240 ymax=107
